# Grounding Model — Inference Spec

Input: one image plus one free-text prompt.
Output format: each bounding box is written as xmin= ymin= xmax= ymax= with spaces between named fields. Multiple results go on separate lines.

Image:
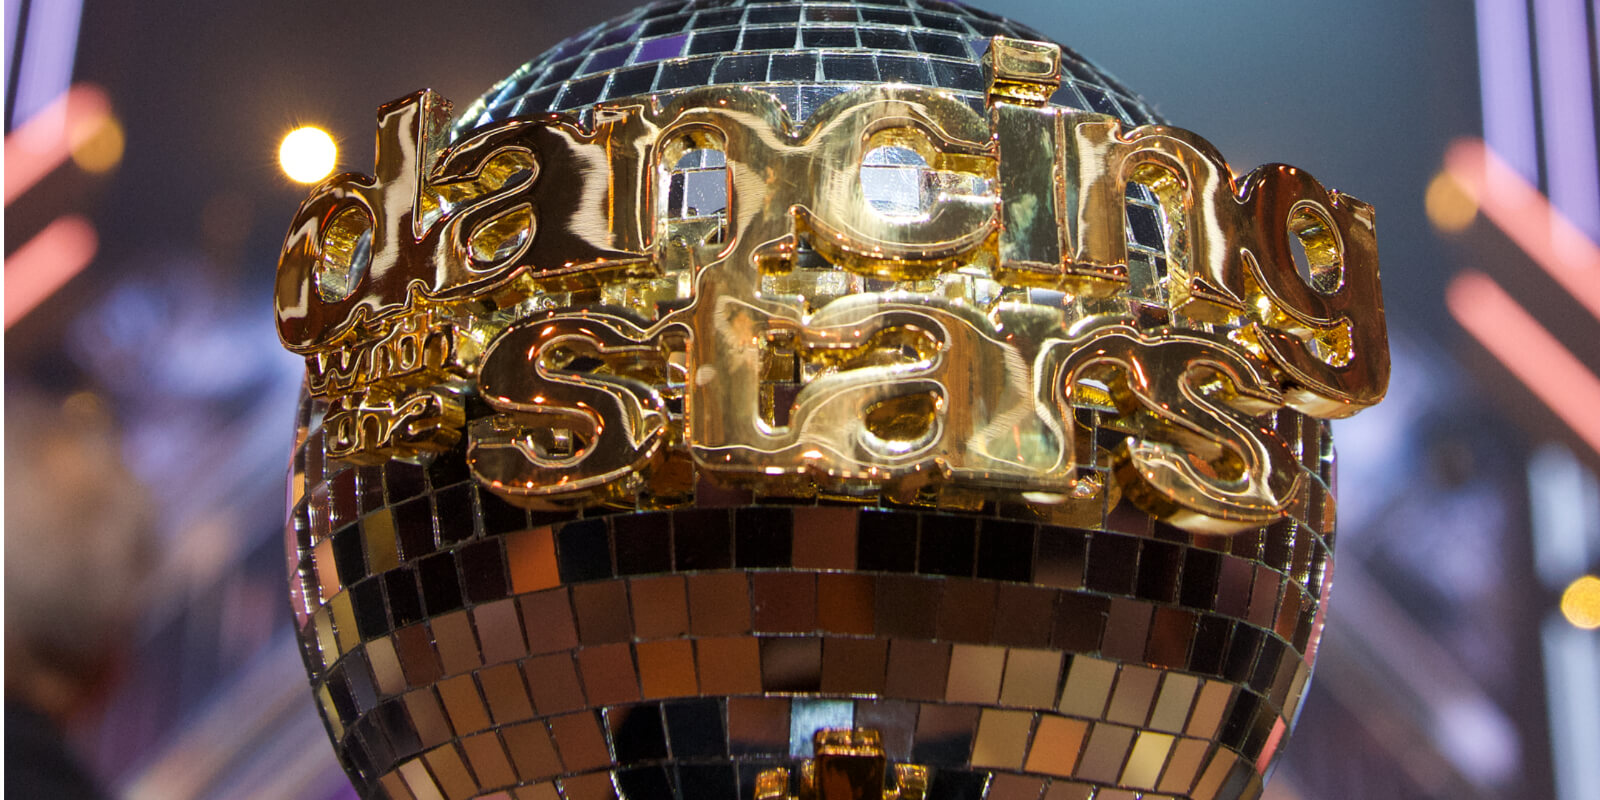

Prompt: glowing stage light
xmin=278 ymin=126 xmax=336 ymax=184
xmin=70 ymin=114 xmax=123 ymax=173
xmin=1562 ymin=575 xmax=1600 ymax=630
xmin=1426 ymin=170 xmax=1477 ymax=232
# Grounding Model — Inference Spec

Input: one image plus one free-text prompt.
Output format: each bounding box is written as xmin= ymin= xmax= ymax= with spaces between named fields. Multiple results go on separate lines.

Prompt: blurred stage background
xmin=5 ymin=1 xmax=1599 ymax=798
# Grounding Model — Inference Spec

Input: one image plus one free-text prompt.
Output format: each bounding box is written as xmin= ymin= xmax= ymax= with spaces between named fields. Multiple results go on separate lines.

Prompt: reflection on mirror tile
xmin=695 ymin=636 xmax=762 ymax=695
xmin=971 ymin=709 xmax=1031 ymax=770
xmin=480 ymin=663 xmax=535 ymax=725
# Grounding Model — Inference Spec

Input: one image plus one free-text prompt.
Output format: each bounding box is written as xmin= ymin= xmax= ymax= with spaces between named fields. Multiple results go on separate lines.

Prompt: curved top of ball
xmin=455 ymin=0 xmax=1161 ymax=137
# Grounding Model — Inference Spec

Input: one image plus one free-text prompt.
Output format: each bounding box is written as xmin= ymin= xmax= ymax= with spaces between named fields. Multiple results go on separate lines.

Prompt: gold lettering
xmin=275 ymin=78 xmax=1389 ymax=532
xmin=1069 ymin=118 xmax=1387 ymax=416
xmin=1049 ymin=326 xmax=1300 ymax=533
xmin=468 ymin=314 xmax=680 ymax=508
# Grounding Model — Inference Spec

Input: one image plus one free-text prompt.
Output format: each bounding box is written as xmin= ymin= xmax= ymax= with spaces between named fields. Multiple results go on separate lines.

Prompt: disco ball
xmin=276 ymin=2 xmax=1389 ymax=799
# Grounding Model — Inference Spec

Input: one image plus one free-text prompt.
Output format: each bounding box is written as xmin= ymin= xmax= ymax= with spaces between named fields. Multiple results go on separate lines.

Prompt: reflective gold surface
xmin=276 ymin=27 xmax=1386 ymax=800
xmin=275 ymin=47 xmax=1385 ymax=532
xmin=756 ymin=729 xmax=929 ymax=800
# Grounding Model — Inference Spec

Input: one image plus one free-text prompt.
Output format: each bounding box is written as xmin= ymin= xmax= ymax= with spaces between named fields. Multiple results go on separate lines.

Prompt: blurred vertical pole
xmin=1532 ymin=0 xmax=1600 ymax=241
xmin=1474 ymin=0 xmax=1540 ymax=184
xmin=1529 ymin=447 xmax=1600 ymax=800
xmin=9 ymin=0 xmax=83 ymax=129
xmin=4 ymin=0 xmax=24 ymax=127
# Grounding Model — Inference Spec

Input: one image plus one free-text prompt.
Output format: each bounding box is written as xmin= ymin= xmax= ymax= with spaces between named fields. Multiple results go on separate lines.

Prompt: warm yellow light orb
xmin=70 ymin=116 xmax=124 ymax=174
xmin=279 ymin=126 xmax=337 ymax=184
xmin=1561 ymin=575 xmax=1600 ymax=630
xmin=1425 ymin=170 xmax=1477 ymax=233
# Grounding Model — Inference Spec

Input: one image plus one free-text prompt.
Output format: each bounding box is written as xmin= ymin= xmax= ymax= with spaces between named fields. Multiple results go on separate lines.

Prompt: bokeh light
xmin=1433 ymin=168 xmax=1478 ymax=233
xmin=1426 ymin=169 xmax=1478 ymax=233
xmin=69 ymin=114 xmax=124 ymax=174
xmin=278 ymin=126 xmax=336 ymax=184
xmin=1561 ymin=575 xmax=1600 ymax=630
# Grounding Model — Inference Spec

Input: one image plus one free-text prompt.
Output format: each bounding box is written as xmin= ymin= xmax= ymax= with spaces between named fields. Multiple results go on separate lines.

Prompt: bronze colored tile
xmin=1094 ymin=791 xmax=1138 ymax=800
xmin=1185 ymin=680 xmax=1233 ymax=739
xmin=1191 ymin=748 xmax=1239 ymax=800
xmin=817 ymin=573 xmax=876 ymax=635
xmin=875 ymin=575 xmax=940 ymax=639
xmin=522 ymin=653 xmax=586 ymax=715
xmin=1248 ymin=566 xmax=1281 ymax=628
xmin=1215 ymin=556 xmax=1253 ymax=618
xmin=637 ymin=640 xmax=699 ymax=699
xmin=1040 ymin=782 xmax=1093 ymax=800
xmin=1105 ymin=665 xmax=1160 ymax=726
xmin=315 ymin=537 xmax=341 ymax=601
xmin=403 ymin=688 xmax=453 ymax=748
xmin=911 ymin=704 xmax=979 ymax=764
xmin=760 ymin=637 xmax=822 ymax=692
xmin=1100 ymin=598 xmax=1153 ymax=662
xmin=461 ymin=732 xmax=518 ymax=789
xmin=1051 ymin=593 xmax=1107 ymax=653
xmin=629 ymin=575 xmax=689 ymax=639
xmin=936 ymin=580 xmax=995 ymax=643
xmin=478 ymin=663 xmax=535 ymax=725
xmin=1000 ymin=648 xmax=1062 ymax=709
xmin=501 ymin=721 xmax=562 ymax=781
xmin=573 ymin=582 xmax=632 ymax=645
xmin=728 ymin=697 xmax=790 ymax=755
xmin=330 ymin=592 xmax=359 ymax=653
xmin=431 ymin=610 xmax=483 ymax=676
xmin=993 ymin=584 xmax=1055 ymax=648
xmin=424 ymin=744 xmax=476 ymax=800
xmin=1146 ymin=607 xmax=1197 ymax=669
xmin=946 ymin=644 xmax=1006 ymax=704
xmin=1158 ymin=737 xmax=1211 ymax=794
xmin=696 ymin=636 xmax=763 ymax=694
xmin=1149 ymin=674 xmax=1199 ymax=733
xmin=513 ymin=783 xmax=561 ymax=800
xmin=506 ymin=526 xmax=561 ymax=594
xmin=1056 ymin=655 xmax=1115 ymax=719
xmin=437 ymin=673 xmax=491 ymax=736
xmin=364 ymin=507 xmax=400 ymax=574
xmin=378 ymin=772 xmax=417 ymax=800
xmin=971 ymin=709 xmax=1032 ymax=770
xmin=560 ymin=771 xmax=618 ymax=800
xmin=394 ymin=623 xmax=444 ymax=689
xmin=549 ymin=711 xmax=613 ymax=773
xmin=312 ymin=608 xmax=338 ymax=668
xmin=519 ymin=589 xmax=578 ymax=655
xmin=688 ymin=572 xmax=752 ymax=635
xmin=1121 ymin=731 xmax=1174 ymax=789
xmin=821 ymin=637 xmax=887 ymax=694
xmin=1075 ymin=722 xmax=1135 ymax=784
xmin=1274 ymin=586 xmax=1304 ymax=643
xmin=576 ymin=643 xmax=640 ymax=706
xmin=398 ymin=757 xmax=445 ymax=800
xmin=985 ymin=774 xmax=1044 ymax=800
xmin=792 ymin=507 xmax=858 ymax=569
xmin=884 ymin=640 xmax=950 ymax=702
xmin=474 ymin=599 xmax=528 ymax=666
xmin=1024 ymin=715 xmax=1087 ymax=777
xmin=752 ymin=572 xmax=816 ymax=633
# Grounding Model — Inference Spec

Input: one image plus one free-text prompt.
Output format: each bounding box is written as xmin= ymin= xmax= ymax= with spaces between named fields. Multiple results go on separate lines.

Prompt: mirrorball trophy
xmin=275 ymin=2 xmax=1388 ymax=799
